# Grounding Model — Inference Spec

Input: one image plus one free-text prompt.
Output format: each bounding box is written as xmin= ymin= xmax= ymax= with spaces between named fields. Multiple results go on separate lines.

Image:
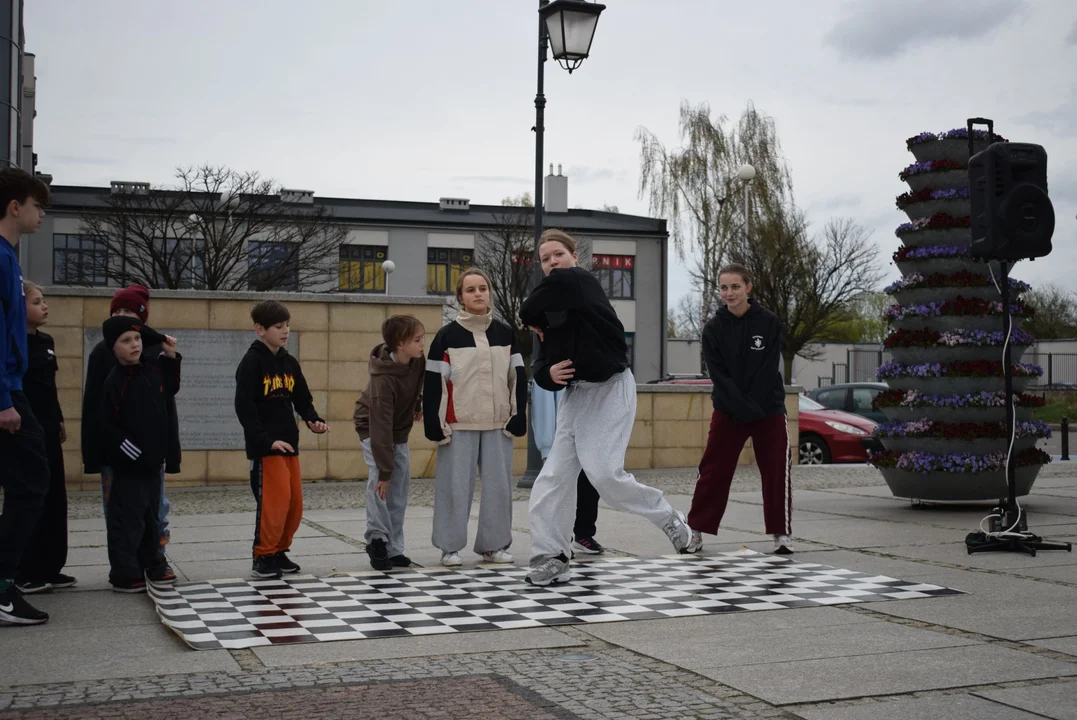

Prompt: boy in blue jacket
xmin=0 ymin=168 xmax=51 ymax=626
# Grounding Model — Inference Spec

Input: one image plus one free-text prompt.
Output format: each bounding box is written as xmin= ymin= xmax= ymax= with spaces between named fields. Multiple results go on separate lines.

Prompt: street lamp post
xmin=738 ymin=163 xmax=756 ymax=241
xmin=519 ymin=0 xmax=606 ymax=489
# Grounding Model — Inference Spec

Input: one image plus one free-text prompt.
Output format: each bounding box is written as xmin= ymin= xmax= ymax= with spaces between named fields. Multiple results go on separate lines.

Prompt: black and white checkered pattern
xmin=149 ymin=550 xmax=962 ymax=650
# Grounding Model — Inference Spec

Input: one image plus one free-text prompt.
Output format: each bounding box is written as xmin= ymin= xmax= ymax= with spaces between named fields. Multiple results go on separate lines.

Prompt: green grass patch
xmin=1033 ymin=400 xmax=1077 ymax=424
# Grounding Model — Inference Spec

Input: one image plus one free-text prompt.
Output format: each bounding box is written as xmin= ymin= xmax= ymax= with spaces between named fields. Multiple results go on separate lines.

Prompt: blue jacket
xmin=531 ymin=380 xmax=560 ymax=459
xmin=0 ymin=240 xmax=28 ymax=410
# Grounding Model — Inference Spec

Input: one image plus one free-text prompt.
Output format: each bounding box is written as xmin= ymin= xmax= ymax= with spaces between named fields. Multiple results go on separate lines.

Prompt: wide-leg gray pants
xmin=432 ymin=429 xmax=514 ymax=555
xmin=528 ymin=370 xmax=675 ymax=567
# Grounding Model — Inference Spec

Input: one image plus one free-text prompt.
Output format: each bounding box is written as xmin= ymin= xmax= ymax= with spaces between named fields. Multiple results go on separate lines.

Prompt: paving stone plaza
xmin=3 ymin=463 xmax=1077 ymax=719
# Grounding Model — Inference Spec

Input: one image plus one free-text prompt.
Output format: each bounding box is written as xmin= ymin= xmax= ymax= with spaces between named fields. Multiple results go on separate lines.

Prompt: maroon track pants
xmin=687 ymin=410 xmax=792 ymax=536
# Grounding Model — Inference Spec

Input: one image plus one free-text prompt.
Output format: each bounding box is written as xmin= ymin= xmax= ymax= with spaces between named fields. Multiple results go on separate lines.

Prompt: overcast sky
xmin=25 ymin=0 xmax=1077 ymax=308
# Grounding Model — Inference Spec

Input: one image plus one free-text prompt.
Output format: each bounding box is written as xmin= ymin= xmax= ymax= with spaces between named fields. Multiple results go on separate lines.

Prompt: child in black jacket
xmin=101 ymin=316 xmax=181 ymax=593
xmin=518 ymin=229 xmax=689 ymax=586
xmin=15 ymin=283 xmax=76 ymax=594
xmin=234 ymin=300 xmax=328 ymax=579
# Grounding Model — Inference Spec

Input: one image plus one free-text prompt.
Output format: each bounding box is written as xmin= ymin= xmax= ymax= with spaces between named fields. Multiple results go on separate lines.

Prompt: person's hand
xmin=527 ymin=325 xmax=545 ymax=342
xmin=375 ymin=479 xmax=390 ymax=500
xmin=59 ymin=422 xmax=67 ymax=444
xmin=549 ymin=359 xmax=574 ymax=385
xmin=307 ymin=420 xmax=329 ymax=434
xmin=0 ymin=406 xmax=21 ymax=433
xmin=271 ymin=440 xmax=295 ymax=454
xmin=162 ymin=335 xmax=177 ymax=358
xmin=413 ymin=410 xmax=422 ymax=421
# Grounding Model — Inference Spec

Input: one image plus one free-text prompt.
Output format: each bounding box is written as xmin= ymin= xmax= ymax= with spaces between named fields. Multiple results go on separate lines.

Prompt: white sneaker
xmin=684 ymin=529 xmax=703 ymax=554
xmin=482 ymin=549 xmax=514 ymax=563
xmin=663 ymin=510 xmax=690 ymax=552
xmin=525 ymin=556 xmax=570 ymax=586
xmin=441 ymin=551 xmax=462 ymax=567
xmin=773 ymin=535 xmax=794 ymax=555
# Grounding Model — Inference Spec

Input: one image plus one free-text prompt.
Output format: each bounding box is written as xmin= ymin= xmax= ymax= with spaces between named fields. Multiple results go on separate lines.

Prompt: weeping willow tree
xmin=636 ymin=101 xmax=795 ymax=322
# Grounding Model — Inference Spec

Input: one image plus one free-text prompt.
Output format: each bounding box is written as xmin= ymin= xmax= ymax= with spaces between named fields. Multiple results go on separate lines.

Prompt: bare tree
xmin=637 ymin=101 xmax=795 ymax=321
xmin=730 ymin=215 xmax=884 ymax=381
xmin=1024 ymin=284 xmax=1077 ymax=339
xmin=76 ymin=166 xmax=348 ymax=292
xmin=674 ymin=292 xmax=706 ymax=340
xmin=475 ymin=194 xmax=536 ymax=361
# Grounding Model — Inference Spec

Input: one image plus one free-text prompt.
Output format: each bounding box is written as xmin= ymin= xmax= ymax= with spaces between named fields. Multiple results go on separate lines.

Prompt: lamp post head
xmin=381 ymin=260 xmax=396 ymax=275
xmin=540 ymin=0 xmax=606 ymax=73
xmin=738 ymin=164 xmax=756 ymax=183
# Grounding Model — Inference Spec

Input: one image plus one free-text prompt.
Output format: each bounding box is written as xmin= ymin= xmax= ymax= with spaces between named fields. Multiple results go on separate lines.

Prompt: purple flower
xmin=929 ymin=187 xmax=970 ymax=200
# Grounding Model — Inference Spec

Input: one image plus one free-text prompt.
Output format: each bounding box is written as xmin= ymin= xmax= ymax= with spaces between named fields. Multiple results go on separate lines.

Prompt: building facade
xmin=25 ymin=172 xmax=671 ymax=381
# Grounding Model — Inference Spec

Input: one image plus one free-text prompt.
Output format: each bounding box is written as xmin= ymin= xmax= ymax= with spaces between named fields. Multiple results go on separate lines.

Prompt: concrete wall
xmin=666 ymin=338 xmax=703 ymax=376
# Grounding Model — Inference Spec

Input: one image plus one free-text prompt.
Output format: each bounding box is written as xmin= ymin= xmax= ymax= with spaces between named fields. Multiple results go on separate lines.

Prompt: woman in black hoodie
xmin=684 ymin=263 xmax=793 ymax=555
xmin=518 ymin=230 xmax=690 ymax=586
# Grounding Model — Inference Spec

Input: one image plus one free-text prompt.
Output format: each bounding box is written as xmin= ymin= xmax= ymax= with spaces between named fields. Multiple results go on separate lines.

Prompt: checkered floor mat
xmin=149 ymin=550 xmax=962 ymax=650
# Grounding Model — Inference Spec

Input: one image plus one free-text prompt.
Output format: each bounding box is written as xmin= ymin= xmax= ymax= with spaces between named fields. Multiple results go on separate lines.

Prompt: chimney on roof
xmin=545 ymin=163 xmax=567 ymax=214
xmin=281 ymin=188 xmax=315 ymax=204
xmin=439 ymin=197 xmax=470 ymax=212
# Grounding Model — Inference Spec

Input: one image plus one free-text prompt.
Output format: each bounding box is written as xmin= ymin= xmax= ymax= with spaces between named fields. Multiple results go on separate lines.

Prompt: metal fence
xmin=1029 ymin=352 xmax=1077 ymax=388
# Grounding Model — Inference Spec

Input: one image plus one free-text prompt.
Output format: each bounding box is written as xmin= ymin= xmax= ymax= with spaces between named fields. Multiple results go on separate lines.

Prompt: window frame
xmin=339 ymin=244 xmax=389 ymax=294
xmin=52 ymin=233 xmax=109 ymax=287
xmin=426 ymin=247 xmax=473 ymax=296
xmin=591 ymin=254 xmax=635 ymax=300
xmin=152 ymin=237 xmax=206 ymax=289
xmin=248 ymin=240 xmax=300 ymax=291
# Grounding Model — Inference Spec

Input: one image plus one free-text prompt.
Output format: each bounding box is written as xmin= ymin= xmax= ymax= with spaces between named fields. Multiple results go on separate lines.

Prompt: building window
xmin=625 ymin=332 xmax=635 ymax=369
xmin=339 ymin=245 xmax=388 ymax=293
xmin=248 ymin=241 xmax=299 ymax=291
xmin=153 ymin=238 xmax=205 ymax=289
xmin=426 ymin=247 xmax=472 ymax=295
xmin=592 ymin=254 xmax=634 ymax=299
xmin=53 ymin=234 xmax=109 ymax=286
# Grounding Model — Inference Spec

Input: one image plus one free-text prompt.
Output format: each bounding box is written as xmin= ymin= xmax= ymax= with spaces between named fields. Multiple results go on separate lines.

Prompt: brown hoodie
xmin=354 ymin=343 xmax=425 ymax=477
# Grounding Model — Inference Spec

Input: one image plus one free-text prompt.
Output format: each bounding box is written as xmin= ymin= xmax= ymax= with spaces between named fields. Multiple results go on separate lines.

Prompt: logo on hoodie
xmin=263 ymin=373 xmax=295 ymax=396
xmin=750 ymin=335 xmax=765 ymax=350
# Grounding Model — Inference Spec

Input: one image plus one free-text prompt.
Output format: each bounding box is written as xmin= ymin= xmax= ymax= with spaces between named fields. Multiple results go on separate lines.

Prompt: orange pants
xmin=250 ymin=455 xmax=303 ymax=558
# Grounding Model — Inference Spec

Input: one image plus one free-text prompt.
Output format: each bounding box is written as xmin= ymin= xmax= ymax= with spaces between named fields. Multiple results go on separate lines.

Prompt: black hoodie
xmin=234 ymin=340 xmax=323 ymax=460
xmin=101 ymin=356 xmax=181 ymax=473
xmin=24 ymin=331 xmax=63 ymax=435
xmin=519 ymin=267 xmax=628 ymax=392
xmin=82 ymin=339 xmax=182 ymax=474
xmin=702 ymin=299 xmax=785 ymax=423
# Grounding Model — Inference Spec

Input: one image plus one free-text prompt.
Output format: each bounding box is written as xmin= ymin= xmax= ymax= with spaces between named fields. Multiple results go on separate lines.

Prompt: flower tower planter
xmin=870 ymin=128 xmax=1051 ymax=501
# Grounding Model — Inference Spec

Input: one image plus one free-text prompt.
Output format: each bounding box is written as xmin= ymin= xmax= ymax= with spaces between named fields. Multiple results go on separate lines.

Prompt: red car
xmin=648 ymin=376 xmax=878 ymax=464
xmin=796 ymin=394 xmax=878 ymax=465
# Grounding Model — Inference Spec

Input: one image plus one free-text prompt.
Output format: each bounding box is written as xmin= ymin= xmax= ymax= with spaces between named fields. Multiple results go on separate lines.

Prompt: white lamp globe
xmin=382 ymin=260 xmax=396 ymax=274
xmin=738 ymin=164 xmax=756 ymax=182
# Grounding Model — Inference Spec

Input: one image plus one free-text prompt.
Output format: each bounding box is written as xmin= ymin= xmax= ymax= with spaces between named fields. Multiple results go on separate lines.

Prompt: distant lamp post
xmin=382 ymin=259 xmax=396 ymax=296
xmin=519 ymin=0 xmax=606 ymax=489
xmin=738 ymin=163 xmax=756 ymax=239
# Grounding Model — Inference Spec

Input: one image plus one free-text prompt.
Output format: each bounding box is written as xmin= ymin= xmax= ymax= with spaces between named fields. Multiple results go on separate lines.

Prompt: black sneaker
xmin=390 ymin=554 xmax=413 ymax=568
xmin=252 ymin=555 xmax=282 ymax=579
xmin=366 ymin=538 xmax=393 ymax=571
xmin=0 ymin=586 xmax=49 ymax=625
xmin=147 ymin=566 xmax=177 ymax=585
xmin=111 ymin=579 xmax=147 ymax=594
xmin=275 ymin=551 xmax=301 ymax=574
xmin=572 ymin=536 xmax=606 ymax=555
xmin=49 ymin=573 xmax=78 ymax=589
xmin=15 ymin=580 xmax=52 ymax=594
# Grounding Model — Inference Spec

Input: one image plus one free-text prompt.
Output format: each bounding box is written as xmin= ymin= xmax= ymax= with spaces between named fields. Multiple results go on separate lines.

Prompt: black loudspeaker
xmin=968 ymin=142 xmax=1055 ymax=261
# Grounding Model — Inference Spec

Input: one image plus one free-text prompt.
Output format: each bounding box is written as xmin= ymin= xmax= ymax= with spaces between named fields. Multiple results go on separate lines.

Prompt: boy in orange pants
xmin=234 ymin=300 xmax=329 ymax=578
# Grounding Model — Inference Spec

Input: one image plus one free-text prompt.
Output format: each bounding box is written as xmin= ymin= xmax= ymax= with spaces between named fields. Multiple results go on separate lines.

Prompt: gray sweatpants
xmin=361 ymin=439 xmax=411 ymax=557
xmin=431 ymin=429 xmax=513 ymax=555
xmin=528 ymin=369 xmax=675 ymax=567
